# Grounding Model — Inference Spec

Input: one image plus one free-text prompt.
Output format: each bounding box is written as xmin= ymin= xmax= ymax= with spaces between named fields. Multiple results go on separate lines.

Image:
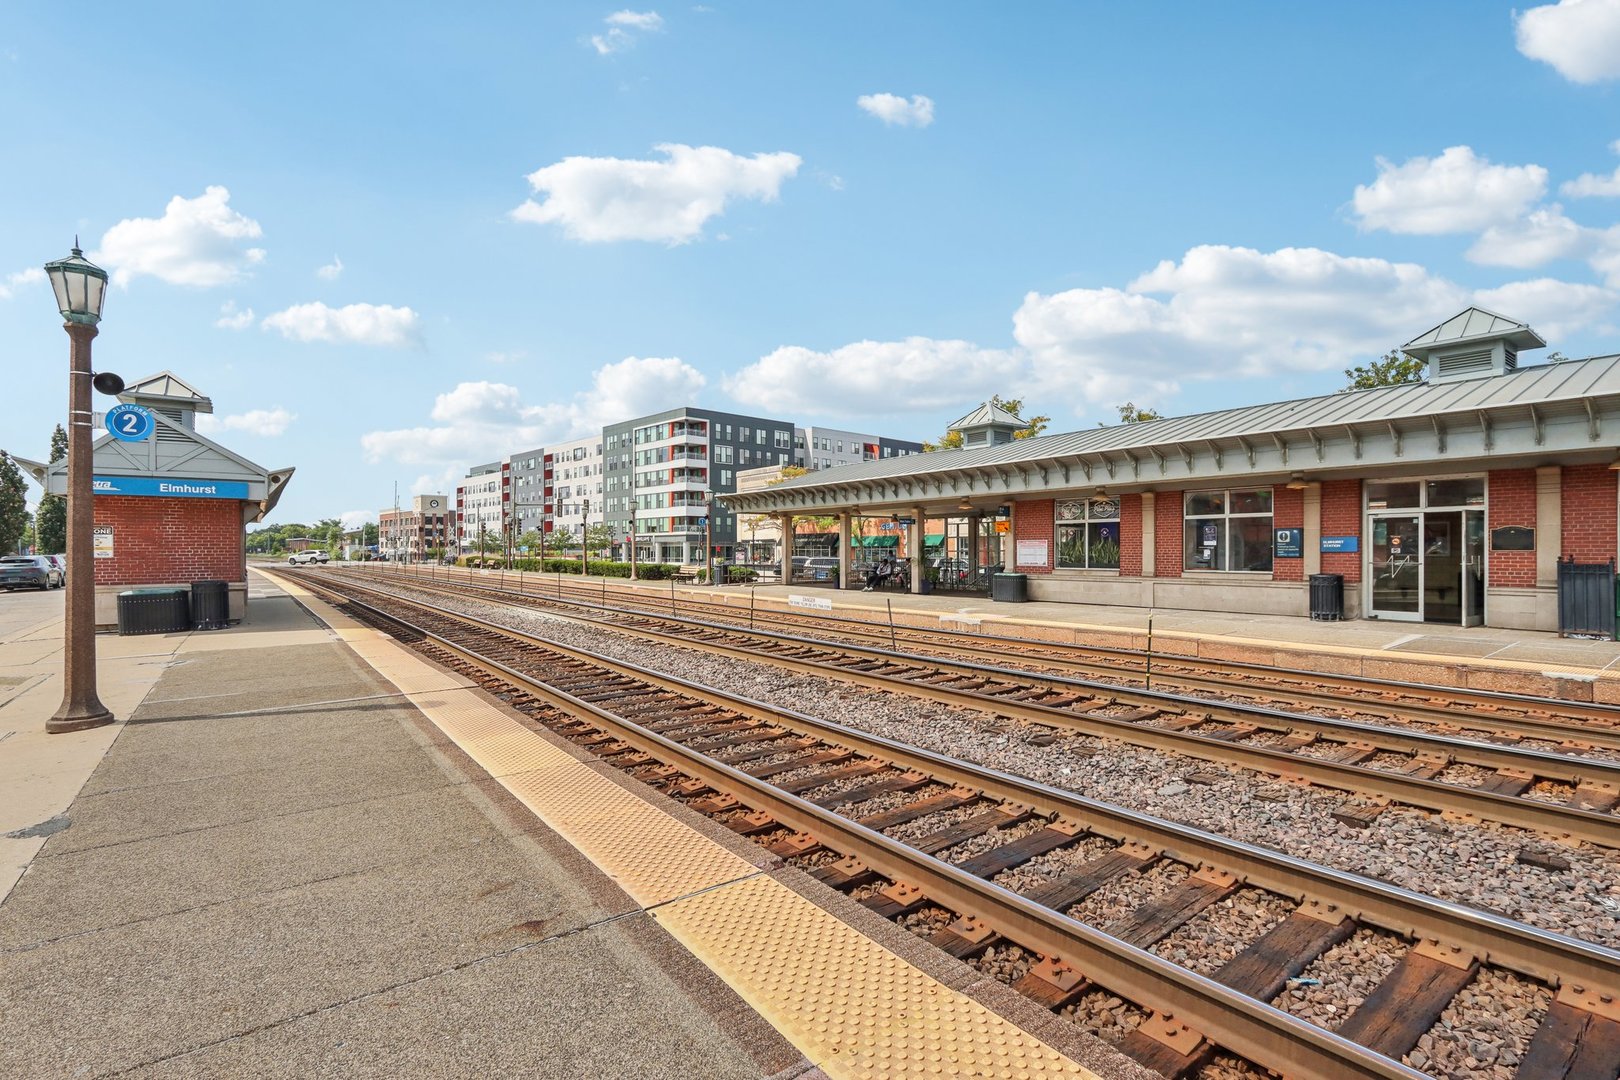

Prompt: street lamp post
xmin=704 ymin=492 xmax=714 ymax=586
xmin=628 ymin=459 xmax=638 ymax=581
xmin=581 ymin=498 xmax=590 ymax=577
xmin=43 ymin=243 xmax=112 ymax=734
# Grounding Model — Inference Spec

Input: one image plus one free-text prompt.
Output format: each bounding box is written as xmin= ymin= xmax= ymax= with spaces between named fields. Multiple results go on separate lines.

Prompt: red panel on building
xmin=1014 ymin=498 xmax=1055 ymax=573
xmin=1489 ymin=469 xmax=1537 ymax=587
xmin=1319 ymin=479 xmax=1362 ymax=582
xmin=1562 ymin=464 xmax=1618 ymax=563
xmin=1154 ymin=491 xmax=1182 ymax=578
xmin=1272 ymin=484 xmax=1304 ymax=582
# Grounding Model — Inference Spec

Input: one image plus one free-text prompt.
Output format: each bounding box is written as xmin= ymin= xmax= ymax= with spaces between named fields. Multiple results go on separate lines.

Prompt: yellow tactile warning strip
xmin=271 ymin=572 xmax=1102 ymax=1080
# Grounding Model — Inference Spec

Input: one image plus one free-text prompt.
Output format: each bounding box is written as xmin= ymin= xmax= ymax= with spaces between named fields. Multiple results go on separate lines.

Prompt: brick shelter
xmin=17 ymin=372 xmax=293 ymax=629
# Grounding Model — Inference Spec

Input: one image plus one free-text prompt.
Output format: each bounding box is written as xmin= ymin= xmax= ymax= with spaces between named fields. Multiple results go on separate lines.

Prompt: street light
xmin=581 ymin=498 xmax=590 ymax=577
xmin=43 ymin=242 xmax=112 ymax=734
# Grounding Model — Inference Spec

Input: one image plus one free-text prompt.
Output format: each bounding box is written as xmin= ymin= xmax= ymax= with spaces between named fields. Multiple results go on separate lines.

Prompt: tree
xmin=362 ymin=522 xmax=379 ymax=546
xmin=1109 ymin=402 xmax=1162 ymax=425
xmin=584 ymin=522 xmax=616 ymax=556
xmin=0 ymin=452 xmax=29 ymax=555
xmin=35 ymin=423 xmax=67 ymax=554
xmin=1342 ymin=350 xmax=1424 ymax=392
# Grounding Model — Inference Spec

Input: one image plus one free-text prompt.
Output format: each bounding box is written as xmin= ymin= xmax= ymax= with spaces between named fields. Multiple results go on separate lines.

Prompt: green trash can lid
xmin=120 ymin=587 xmax=189 ymax=596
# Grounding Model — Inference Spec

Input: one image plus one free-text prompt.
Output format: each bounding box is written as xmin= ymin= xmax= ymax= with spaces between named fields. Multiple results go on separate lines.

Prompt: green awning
xmin=923 ymin=533 xmax=944 ymax=548
xmin=856 ymin=535 xmax=899 ymax=547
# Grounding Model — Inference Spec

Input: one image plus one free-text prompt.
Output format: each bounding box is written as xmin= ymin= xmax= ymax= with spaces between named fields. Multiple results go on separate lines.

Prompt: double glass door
xmin=1368 ymin=510 xmax=1484 ymax=624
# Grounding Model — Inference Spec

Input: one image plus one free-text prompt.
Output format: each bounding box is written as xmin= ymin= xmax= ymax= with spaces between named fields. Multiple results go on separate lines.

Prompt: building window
xmin=1183 ymin=489 xmax=1273 ymax=572
xmin=714 ymin=444 xmax=733 ymax=464
xmin=738 ymin=426 xmax=750 ymax=442
xmin=775 ymin=430 xmax=791 ymax=449
xmin=1056 ymin=498 xmax=1121 ymax=569
xmin=756 ymin=429 xmax=766 ymax=445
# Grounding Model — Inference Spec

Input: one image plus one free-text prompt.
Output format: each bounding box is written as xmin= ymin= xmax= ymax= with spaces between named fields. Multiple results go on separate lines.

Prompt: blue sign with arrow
xmin=105 ymin=404 xmax=155 ymax=443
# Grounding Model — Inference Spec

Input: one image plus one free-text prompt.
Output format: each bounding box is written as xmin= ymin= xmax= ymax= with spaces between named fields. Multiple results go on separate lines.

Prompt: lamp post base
xmin=47 ymin=704 xmax=115 ymax=734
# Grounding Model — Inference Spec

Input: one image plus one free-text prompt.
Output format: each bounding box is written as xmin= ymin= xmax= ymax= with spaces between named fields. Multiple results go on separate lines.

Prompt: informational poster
xmin=1016 ymin=539 xmax=1049 ymax=565
xmin=993 ymin=520 xmax=1012 ymax=534
xmin=1273 ymin=528 xmax=1303 ymax=558
xmin=1201 ymin=523 xmax=1218 ymax=546
xmin=93 ymin=525 xmax=114 ymax=559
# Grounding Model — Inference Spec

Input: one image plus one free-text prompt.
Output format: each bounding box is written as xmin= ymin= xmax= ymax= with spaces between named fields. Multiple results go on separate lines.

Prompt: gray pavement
xmin=0 ymin=588 xmax=806 ymax=1079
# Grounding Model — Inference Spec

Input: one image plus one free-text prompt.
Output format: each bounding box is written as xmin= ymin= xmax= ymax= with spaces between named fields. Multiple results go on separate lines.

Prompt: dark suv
xmin=0 ymin=555 xmax=64 ymax=590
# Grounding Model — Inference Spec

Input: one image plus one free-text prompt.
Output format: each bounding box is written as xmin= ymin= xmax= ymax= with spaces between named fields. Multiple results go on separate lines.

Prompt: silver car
xmin=0 ymin=555 xmax=64 ymax=590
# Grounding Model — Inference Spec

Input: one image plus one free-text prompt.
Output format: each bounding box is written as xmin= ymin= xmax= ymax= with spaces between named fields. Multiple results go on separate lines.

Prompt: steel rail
xmin=324 ymin=569 xmax=1620 ymax=846
xmin=291 ymin=571 xmax=1620 ymax=999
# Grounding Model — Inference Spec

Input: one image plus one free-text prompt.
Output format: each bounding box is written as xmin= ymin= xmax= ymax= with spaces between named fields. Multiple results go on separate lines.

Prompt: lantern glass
xmin=42 ymin=246 xmax=109 ymax=325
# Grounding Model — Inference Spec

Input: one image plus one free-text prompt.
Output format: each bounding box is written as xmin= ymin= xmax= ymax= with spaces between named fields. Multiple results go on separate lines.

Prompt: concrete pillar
xmin=909 ymin=506 xmax=925 ymax=593
xmin=1140 ymin=492 xmax=1157 ymax=577
xmin=779 ymin=513 xmax=793 ymax=583
xmin=1303 ymin=482 xmax=1322 ymax=577
xmin=966 ymin=515 xmax=981 ymax=573
xmin=1536 ymin=466 xmax=1561 ymax=588
xmin=837 ymin=511 xmax=852 ymax=589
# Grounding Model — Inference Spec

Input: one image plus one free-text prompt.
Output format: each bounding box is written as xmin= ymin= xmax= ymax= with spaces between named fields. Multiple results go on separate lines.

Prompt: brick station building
xmin=726 ymin=308 xmax=1620 ymax=630
xmin=17 ymin=372 xmax=293 ymax=628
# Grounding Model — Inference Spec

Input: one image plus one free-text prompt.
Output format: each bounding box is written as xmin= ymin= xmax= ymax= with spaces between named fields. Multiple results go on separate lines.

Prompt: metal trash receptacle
xmin=991 ymin=572 xmax=1028 ymax=603
xmin=117 ymin=588 xmax=191 ymax=636
xmin=1309 ymin=573 xmax=1344 ymax=621
xmin=190 ymin=579 xmax=229 ymax=630
xmin=1557 ymin=556 xmax=1617 ymax=639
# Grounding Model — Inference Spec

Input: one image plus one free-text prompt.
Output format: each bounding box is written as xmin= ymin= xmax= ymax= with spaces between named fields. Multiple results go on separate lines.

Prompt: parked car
xmin=0 ymin=555 xmax=64 ymax=590
xmin=799 ymin=556 xmax=840 ymax=582
xmin=45 ymin=554 xmax=67 ymax=581
xmin=287 ymin=549 xmax=329 ymax=565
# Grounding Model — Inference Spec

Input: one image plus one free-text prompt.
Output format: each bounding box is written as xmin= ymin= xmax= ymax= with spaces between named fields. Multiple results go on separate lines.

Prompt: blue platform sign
xmin=1320 ymin=535 xmax=1359 ymax=553
xmin=104 ymin=404 xmax=155 ymax=443
xmin=1274 ymin=528 xmax=1303 ymax=558
xmin=93 ymin=475 xmax=249 ymax=499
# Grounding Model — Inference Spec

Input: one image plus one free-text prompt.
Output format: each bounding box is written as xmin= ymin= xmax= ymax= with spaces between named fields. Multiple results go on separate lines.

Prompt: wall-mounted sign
xmin=894 ymin=517 xmax=916 ymax=526
xmin=1016 ymin=539 xmax=1049 ymax=565
xmin=1201 ymin=523 xmax=1219 ymax=546
xmin=104 ymin=404 xmax=155 ymax=443
xmin=1274 ymin=528 xmax=1303 ymax=558
xmin=993 ymin=520 xmax=1012 ymax=534
xmin=1321 ymin=535 xmax=1359 ymax=553
xmin=92 ymin=525 xmax=114 ymax=559
xmin=92 ymin=475 xmax=250 ymax=499
xmin=1490 ymin=525 xmax=1535 ymax=551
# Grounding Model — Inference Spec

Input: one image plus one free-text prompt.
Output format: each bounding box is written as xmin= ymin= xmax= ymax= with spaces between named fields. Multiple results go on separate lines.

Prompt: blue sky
xmin=2 ymin=2 xmax=1618 ymax=528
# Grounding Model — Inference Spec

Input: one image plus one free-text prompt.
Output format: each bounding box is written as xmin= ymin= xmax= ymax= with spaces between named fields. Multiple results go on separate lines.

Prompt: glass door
xmin=1369 ymin=514 xmax=1422 ymax=620
xmin=1422 ymin=511 xmax=1462 ymax=624
xmin=1463 ymin=510 xmax=1485 ymax=626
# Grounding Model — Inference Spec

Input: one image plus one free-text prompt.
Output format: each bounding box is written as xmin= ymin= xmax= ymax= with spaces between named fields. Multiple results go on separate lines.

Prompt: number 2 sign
xmin=105 ymin=404 xmax=155 ymax=443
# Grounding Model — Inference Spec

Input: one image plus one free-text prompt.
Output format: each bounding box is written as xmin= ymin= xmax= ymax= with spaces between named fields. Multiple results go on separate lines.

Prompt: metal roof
xmin=729 ymin=352 xmax=1620 ymax=512
xmin=948 ymin=400 xmax=1025 ymax=431
xmin=119 ymin=370 xmax=214 ymax=412
xmin=1402 ymin=307 xmax=1545 ymax=357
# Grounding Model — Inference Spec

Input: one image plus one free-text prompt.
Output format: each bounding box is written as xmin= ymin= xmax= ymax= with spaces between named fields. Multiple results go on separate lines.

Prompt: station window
xmin=1056 ymin=498 xmax=1121 ymax=569
xmin=1183 ymin=489 xmax=1273 ymax=572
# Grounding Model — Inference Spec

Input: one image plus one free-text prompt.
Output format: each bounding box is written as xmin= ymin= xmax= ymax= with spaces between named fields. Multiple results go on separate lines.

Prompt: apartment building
xmin=545 ymin=434 xmax=605 ymax=546
xmin=795 ymin=426 xmax=924 ymax=471
xmin=454 ymin=460 xmax=506 ymax=553
xmin=379 ymin=494 xmax=451 ymax=561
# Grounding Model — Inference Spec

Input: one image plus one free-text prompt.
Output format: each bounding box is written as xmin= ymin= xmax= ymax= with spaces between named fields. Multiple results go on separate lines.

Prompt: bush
xmin=455 ymin=556 xmax=686 ymax=580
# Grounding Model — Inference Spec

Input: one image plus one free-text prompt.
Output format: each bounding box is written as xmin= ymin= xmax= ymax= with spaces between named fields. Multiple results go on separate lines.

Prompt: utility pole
xmin=628 ymin=450 xmax=638 ymax=580
xmin=581 ymin=497 xmax=591 ymax=576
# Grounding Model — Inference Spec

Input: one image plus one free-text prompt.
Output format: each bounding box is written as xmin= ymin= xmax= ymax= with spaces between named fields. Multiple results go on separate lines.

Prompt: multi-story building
xmin=454 ymin=461 xmax=507 ymax=554
xmin=508 ymin=446 xmax=547 ymax=538
xmin=545 ymin=434 xmax=604 ymax=548
xmin=380 ymin=495 xmax=451 ymax=562
xmin=602 ymin=408 xmax=797 ymax=565
xmin=794 ymin=426 xmax=924 ymax=471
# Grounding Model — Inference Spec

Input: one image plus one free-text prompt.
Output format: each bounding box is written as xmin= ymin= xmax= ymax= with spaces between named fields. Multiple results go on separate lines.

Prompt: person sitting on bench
xmin=863 ymin=556 xmax=895 ymax=591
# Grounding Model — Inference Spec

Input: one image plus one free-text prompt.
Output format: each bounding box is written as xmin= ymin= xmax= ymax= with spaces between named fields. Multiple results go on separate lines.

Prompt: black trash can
xmin=1309 ymin=573 xmax=1344 ymax=621
xmin=991 ymin=572 xmax=1029 ymax=603
xmin=117 ymin=588 xmax=191 ymax=635
xmin=190 ymin=579 xmax=229 ymax=630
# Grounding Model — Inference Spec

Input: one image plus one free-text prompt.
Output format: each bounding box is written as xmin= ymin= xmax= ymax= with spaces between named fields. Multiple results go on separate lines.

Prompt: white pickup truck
xmin=287 ymin=550 xmax=329 ymax=565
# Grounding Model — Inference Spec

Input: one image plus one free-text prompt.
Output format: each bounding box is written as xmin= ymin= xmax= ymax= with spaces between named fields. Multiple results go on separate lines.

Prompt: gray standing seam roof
xmin=748 ymin=353 xmax=1620 ymax=497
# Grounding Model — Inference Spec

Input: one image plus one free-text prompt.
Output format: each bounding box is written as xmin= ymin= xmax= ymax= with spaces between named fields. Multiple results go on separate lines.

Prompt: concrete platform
xmin=0 ymin=571 xmax=1131 ymax=1080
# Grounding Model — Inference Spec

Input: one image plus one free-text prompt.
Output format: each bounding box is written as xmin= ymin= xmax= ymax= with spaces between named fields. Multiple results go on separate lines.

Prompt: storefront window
xmin=1056 ymin=497 xmax=1121 ymax=569
xmin=1183 ymin=489 xmax=1273 ymax=572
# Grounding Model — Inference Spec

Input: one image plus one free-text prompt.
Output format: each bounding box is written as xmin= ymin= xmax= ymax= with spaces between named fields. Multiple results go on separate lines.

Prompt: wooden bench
xmin=672 ymin=568 xmax=702 ymax=584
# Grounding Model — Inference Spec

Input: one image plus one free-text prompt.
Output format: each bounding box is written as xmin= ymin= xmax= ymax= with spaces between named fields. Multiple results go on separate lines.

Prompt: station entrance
xmin=1365 ymin=477 xmax=1485 ymax=625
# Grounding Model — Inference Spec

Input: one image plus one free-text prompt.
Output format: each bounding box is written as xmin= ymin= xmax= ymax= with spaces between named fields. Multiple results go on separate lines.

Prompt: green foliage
xmin=0 ymin=452 xmax=28 ymax=555
xmin=1057 ymin=532 xmax=1086 ymax=567
xmin=48 ymin=425 xmax=67 ymax=464
xmin=1341 ymin=349 xmax=1424 ymax=392
xmin=1109 ymin=402 xmax=1162 ymax=425
xmin=925 ymin=394 xmax=1048 ymax=450
xmin=36 ymin=494 xmax=65 ymax=554
xmin=1089 ymin=536 xmax=1121 ymax=568
xmin=362 ymin=522 xmax=379 ymax=545
xmin=454 ymin=556 xmax=684 ymax=580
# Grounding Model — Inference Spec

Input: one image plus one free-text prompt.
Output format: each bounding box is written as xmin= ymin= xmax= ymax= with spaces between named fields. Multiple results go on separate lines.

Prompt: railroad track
xmin=353 ymin=563 xmax=1620 ymax=746
xmin=325 ymin=567 xmax=1620 ymax=848
xmin=283 ymin=569 xmax=1620 ymax=1080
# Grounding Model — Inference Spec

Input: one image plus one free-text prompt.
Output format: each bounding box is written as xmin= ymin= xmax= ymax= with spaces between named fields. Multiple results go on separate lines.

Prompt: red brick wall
xmin=1563 ymin=464 xmax=1618 ymax=564
xmin=1154 ymin=490 xmax=1182 ymax=578
xmin=1119 ymin=494 xmax=1143 ymax=576
xmin=1272 ymin=484 xmax=1304 ymax=582
xmin=1319 ymin=479 xmax=1362 ymax=582
xmin=1488 ymin=469 xmax=1536 ymax=587
xmin=1014 ymin=498 xmax=1055 ymax=573
xmin=93 ymin=496 xmax=246 ymax=586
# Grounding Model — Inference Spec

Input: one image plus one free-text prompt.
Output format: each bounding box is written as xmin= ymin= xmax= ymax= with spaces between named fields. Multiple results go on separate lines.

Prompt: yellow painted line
xmin=275 ymin=570 xmax=1103 ymax=1080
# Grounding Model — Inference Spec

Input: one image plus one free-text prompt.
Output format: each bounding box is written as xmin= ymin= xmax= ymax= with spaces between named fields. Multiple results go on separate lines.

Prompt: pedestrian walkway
xmin=0 ymin=571 xmax=1128 ymax=1080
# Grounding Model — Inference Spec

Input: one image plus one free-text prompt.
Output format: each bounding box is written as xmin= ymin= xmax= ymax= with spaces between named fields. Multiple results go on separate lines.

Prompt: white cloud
xmin=361 ymin=355 xmax=706 ymax=467
xmin=1516 ymin=0 xmax=1620 ymax=84
xmin=316 ymin=255 xmax=344 ymax=280
xmin=1467 ymin=206 xmax=1591 ymax=266
xmin=591 ymin=9 xmax=663 ymax=53
xmin=0 ymin=266 xmax=44 ymax=300
xmin=1562 ymin=140 xmax=1620 ymax=197
xmin=856 ymin=93 xmax=935 ymax=128
xmin=261 ymin=301 xmax=421 ymax=346
xmin=196 ymin=407 xmax=297 ymax=437
xmin=1352 ymin=147 xmax=1547 ymax=235
xmin=1014 ymin=245 xmax=1470 ymax=406
xmin=215 ymin=300 xmax=255 ymax=330
xmin=485 ymin=349 xmax=528 ymax=364
xmin=1472 ymin=278 xmax=1619 ymax=340
xmin=512 ymin=143 xmax=801 ymax=244
xmin=724 ymin=338 xmax=1020 ymax=418
xmin=339 ymin=509 xmax=372 ymax=531
xmin=95 ymin=186 xmax=266 ymax=287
